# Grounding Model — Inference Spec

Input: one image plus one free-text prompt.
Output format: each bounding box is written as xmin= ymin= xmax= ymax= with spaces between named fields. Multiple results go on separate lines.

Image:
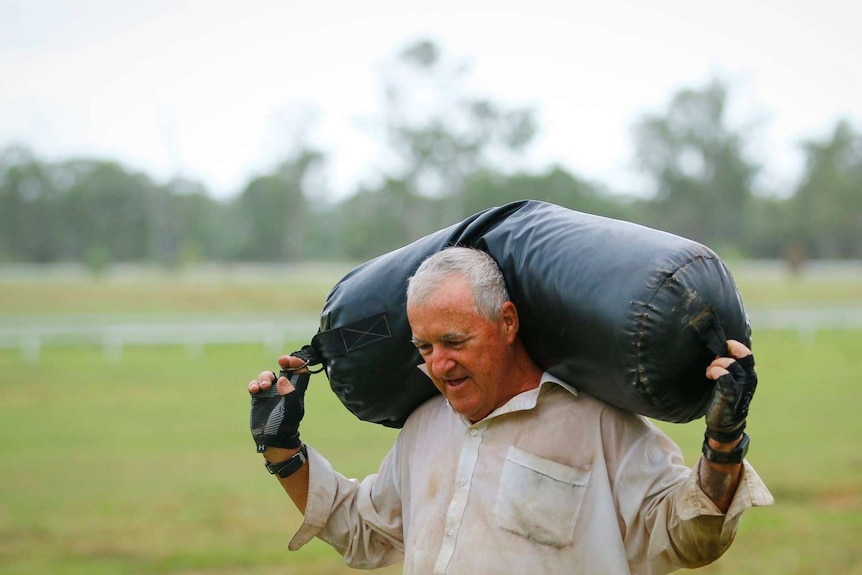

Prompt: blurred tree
xmin=788 ymin=119 xmax=862 ymax=259
xmin=0 ymin=146 xmax=225 ymax=266
xmin=462 ymin=166 xmax=634 ymax=221
xmin=324 ymin=165 xmax=638 ymax=262
xmin=157 ymin=178 xmax=223 ymax=266
xmin=60 ymin=159 xmax=154 ymax=264
xmin=375 ymin=39 xmax=538 ymax=223
xmin=743 ymin=195 xmax=796 ymax=260
xmin=0 ymin=146 xmax=60 ymax=262
xmin=229 ymin=149 xmax=323 ymax=261
xmin=326 ymin=178 xmax=440 ymax=260
xmin=631 ymin=79 xmax=760 ymax=250
xmin=3 ymin=51 xmax=859 ymax=266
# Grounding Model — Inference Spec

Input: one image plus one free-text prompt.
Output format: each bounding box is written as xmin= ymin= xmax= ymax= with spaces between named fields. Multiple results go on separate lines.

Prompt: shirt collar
xmin=415 ymin=367 xmax=578 ymax=427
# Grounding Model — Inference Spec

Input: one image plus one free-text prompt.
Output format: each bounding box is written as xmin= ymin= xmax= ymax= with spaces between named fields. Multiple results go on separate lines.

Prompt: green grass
xmin=0 ymin=261 xmax=859 ymax=316
xmin=0 ymin=263 xmax=355 ymax=316
xmin=0 ymin=343 xmax=401 ymax=575
xmin=0 ymin=263 xmax=860 ymax=574
xmin=734 ymin=276 xmax=862 ymax=307
xmin=1 ymin=332 xmax=860 ymax=574
xmin=655 ymin=329 xmax=862 ymax=575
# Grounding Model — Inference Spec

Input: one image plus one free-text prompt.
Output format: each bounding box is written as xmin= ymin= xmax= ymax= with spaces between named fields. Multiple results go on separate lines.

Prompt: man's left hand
xmin=704 ymin=340 xmax=757 ymax=443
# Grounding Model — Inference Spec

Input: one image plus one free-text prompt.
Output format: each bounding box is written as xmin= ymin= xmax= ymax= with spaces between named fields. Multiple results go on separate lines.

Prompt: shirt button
xmin=459 ymin=479 xmax=467 ymax=487
xmin=470 ymin=429 xmax=478 ymax=436
xmin=447 ymin=529 xmax=455 ymax=537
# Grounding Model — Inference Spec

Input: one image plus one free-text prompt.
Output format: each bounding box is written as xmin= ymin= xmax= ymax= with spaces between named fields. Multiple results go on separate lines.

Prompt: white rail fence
xmin=0 ymin=314 xmax=322 ymax=362
xmin=1 ymin=308 xmax=860 ymax=363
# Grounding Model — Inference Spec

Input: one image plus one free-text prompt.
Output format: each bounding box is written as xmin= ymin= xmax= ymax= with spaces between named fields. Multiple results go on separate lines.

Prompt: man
xmin=247 ymin=247 xmax=773 ymax=574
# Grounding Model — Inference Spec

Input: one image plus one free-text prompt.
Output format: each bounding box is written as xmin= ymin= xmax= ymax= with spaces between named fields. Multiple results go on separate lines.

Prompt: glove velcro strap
xmin=706 ymin=424 xmax=746 ymax=443
xmin=258 ymin=432 xmax=301 ymax=452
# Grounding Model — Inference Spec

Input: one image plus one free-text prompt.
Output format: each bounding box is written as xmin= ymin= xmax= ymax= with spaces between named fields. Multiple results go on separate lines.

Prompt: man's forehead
xmin=409 ymin=278 xmax=475 ymax=311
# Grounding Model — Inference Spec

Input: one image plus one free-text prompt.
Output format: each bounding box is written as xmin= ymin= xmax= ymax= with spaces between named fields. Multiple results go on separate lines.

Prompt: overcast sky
xmin=1 ymin=0 xmax=860 ymax=200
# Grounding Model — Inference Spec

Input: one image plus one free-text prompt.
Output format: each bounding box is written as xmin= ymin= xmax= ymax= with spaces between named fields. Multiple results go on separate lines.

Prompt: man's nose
xmin=428 ymin=348 xmax=456 ymax=376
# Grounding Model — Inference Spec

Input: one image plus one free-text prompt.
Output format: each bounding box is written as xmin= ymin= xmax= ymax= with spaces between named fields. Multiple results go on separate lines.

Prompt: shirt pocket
xmin=493 ymin=446 xmax=591 ymax=548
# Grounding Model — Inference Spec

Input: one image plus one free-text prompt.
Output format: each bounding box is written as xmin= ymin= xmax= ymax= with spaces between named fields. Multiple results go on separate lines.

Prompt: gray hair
xmin=406 ymin=247 xmax=510 ymax=321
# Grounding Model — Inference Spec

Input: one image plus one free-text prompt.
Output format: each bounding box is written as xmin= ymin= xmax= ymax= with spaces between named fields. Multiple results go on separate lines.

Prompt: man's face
xmin=407 ymin=276 xmax=518 ymax=423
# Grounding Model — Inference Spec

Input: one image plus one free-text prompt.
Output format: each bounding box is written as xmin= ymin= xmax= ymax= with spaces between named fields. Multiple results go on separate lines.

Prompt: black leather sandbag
xmin=309 ymin=200 xmax=751 ymax=428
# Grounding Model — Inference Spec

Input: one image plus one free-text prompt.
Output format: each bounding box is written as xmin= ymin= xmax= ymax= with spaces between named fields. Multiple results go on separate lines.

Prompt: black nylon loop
xmin=311 ymin=313 xmax=392 ymax=359
xmin=282 ymin=345 xmax=324 ymax=374
xmin=691 ymin=307 xmax=729 ymax=358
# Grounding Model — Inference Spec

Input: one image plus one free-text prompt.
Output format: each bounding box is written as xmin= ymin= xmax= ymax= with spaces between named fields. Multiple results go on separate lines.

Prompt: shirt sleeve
xmin=609 ymin=416 xmax=773 ymax=573
xmin=672 ymin=458 xmax=774 ymax=542
xmin=287 ymin=444 xmax=406 ymax=569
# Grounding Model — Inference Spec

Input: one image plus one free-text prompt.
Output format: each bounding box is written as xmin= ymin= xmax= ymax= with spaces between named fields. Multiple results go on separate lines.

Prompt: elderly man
xmin=247 ymin=247 xmax=772 ymax=574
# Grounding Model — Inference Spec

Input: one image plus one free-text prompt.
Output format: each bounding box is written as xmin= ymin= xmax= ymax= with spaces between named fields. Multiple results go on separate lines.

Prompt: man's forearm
xmin=696 ymin=436 xmax=743 ymax=513
xmin=264 ymin=446 xmax=310 ymax=512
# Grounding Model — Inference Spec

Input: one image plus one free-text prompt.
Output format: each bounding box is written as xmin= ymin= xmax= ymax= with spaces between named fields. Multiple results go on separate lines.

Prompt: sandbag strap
xmin=311 ymin=313 xmax=393 ymax=360
xmin=689 ymin=306 xmax=730 ymax=358
xmin=281 ymin=345 xmax=325 ymax=374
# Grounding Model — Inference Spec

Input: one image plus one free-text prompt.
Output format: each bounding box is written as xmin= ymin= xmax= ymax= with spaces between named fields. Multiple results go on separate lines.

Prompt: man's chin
xmin=448 ymin=399 xmax=487 ymax=423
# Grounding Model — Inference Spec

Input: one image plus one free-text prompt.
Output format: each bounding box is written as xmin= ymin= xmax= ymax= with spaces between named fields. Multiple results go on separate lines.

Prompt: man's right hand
xmin=248 ymin=354 xmax=311 ymax=453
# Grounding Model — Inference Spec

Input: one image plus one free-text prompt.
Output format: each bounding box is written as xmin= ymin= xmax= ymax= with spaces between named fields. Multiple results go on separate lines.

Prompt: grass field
xmin=1 ymin=263 xmax=861 ymax=574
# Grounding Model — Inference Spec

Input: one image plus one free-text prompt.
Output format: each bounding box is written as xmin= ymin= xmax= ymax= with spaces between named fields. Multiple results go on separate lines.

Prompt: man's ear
xmin=499 ymin=301 xmax=519 ymax=343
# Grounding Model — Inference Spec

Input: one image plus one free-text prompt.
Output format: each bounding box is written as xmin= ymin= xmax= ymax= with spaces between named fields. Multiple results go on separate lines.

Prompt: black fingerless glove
xmin=249 ymin=369 xmax=310 ymax=453
xmin=704 ymin=354 xmax=758 ymax=443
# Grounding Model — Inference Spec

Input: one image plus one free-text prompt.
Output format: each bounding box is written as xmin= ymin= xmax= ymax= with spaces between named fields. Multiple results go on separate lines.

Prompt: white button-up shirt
xmin=289 ymin=374 xmax=773 ymax=574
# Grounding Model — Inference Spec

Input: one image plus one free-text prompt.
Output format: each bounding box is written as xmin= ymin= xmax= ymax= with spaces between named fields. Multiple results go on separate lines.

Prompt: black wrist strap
xmin=702 ymin=432 xmax=750 ymax=464
xmin=265 ymin=444 xmax=308 ymax=478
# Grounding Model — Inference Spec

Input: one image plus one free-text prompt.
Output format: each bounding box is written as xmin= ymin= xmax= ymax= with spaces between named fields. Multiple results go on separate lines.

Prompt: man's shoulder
xmin=542 ymin=384 xmax=652 ymax=431
xmin=401 ymin=394 xmax=454 ymax=430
